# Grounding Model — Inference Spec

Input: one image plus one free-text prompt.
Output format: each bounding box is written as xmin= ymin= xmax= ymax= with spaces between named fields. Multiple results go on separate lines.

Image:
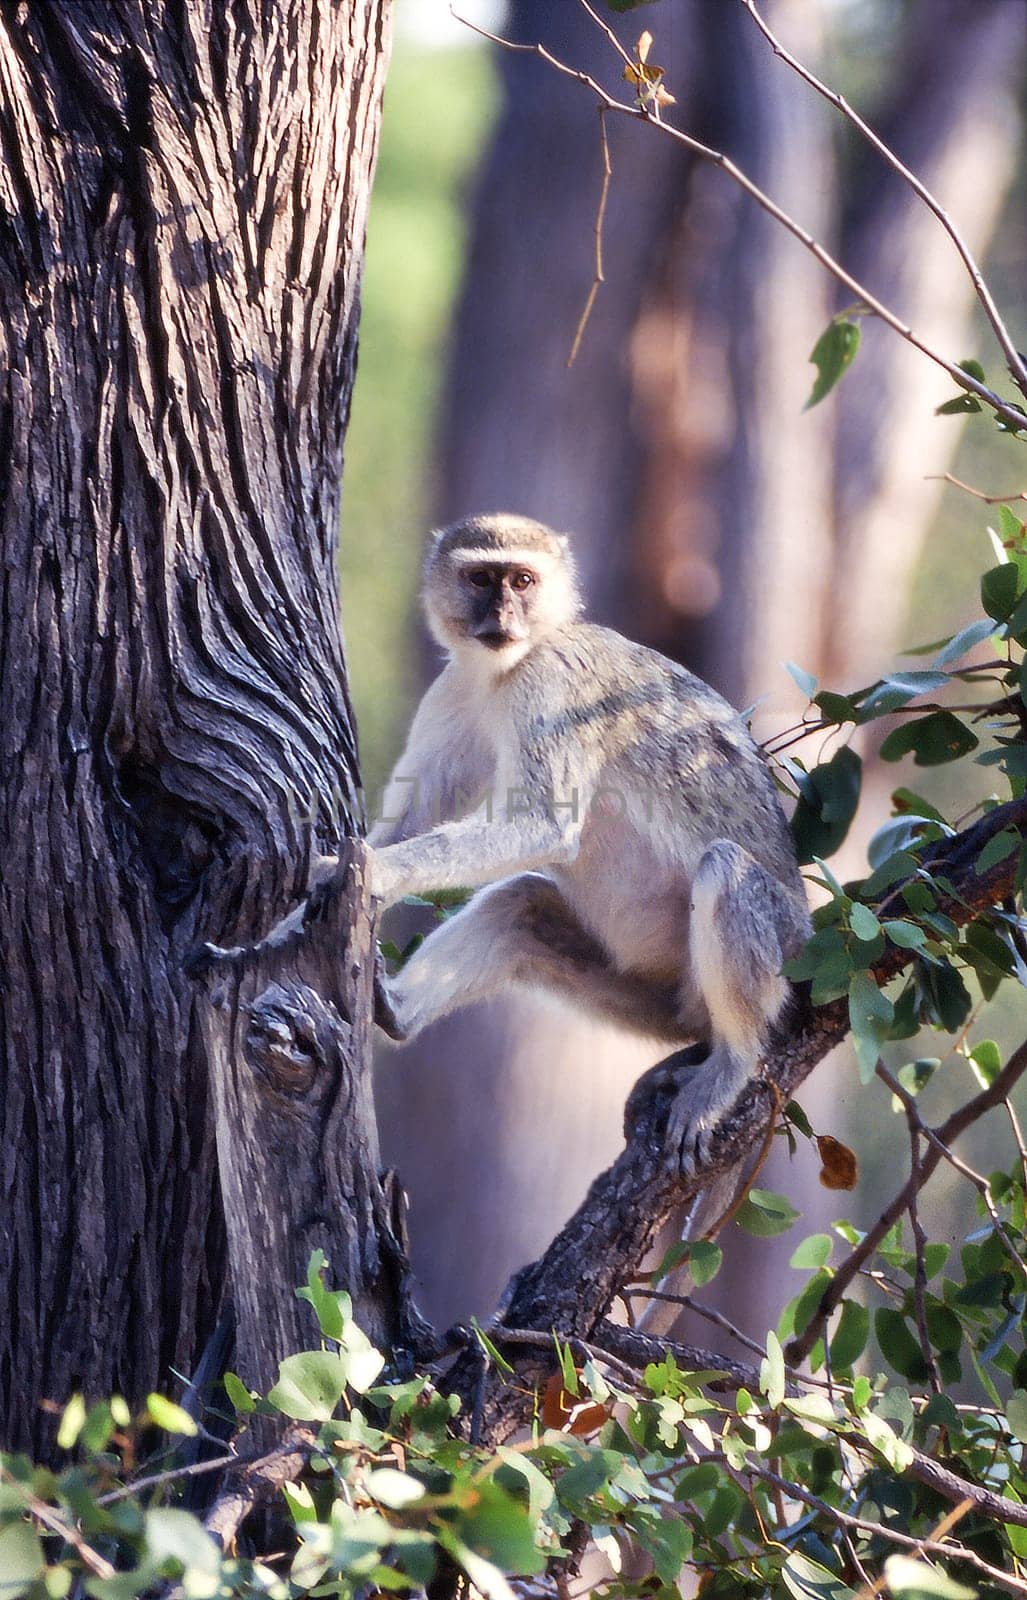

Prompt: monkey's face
xmin=423 ymin=515 xmax=581 ymax=665
xmin=460 ymin=562 xmax=538 ymax=651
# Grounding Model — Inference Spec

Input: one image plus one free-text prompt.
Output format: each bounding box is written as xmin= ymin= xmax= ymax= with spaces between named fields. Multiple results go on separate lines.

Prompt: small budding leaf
xmin=804 ymin=318 xmax=861 ymax=410
xmin=146 ymin=1393 xmax=198 ymax=1437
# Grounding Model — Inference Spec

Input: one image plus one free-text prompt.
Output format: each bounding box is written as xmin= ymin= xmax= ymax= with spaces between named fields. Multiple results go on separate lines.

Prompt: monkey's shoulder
xmin=513 ymin=623 xmax=747 ymax=740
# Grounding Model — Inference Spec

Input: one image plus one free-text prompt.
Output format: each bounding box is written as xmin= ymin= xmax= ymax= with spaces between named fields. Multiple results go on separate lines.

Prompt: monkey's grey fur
xmin=367 ymin=513 xmax=809 ymax=1174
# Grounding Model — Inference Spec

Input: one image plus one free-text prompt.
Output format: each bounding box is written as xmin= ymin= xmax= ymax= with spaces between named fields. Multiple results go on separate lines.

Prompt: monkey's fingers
xmin=374 ymin=949 xmax=408 ymax=1041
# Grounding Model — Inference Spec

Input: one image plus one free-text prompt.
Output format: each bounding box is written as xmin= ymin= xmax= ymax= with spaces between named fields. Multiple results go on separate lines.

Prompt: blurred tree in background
xmin=344 ymin=0 xmax=1026 ymax=1329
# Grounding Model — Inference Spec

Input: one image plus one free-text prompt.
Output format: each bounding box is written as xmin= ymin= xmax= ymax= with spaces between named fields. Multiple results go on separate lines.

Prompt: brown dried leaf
xmin=541 ymin=1371 xmax=611 ymax=1436
xmin=817 ymin=1134 xmax=858 ymax=1190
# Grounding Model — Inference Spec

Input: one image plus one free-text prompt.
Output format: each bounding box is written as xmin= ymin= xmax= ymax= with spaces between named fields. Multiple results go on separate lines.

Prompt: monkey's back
xmin=509 ymin=622 xmax=803 ymax=904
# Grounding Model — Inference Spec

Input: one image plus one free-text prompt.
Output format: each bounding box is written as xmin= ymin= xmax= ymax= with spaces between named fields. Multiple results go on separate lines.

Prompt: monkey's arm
xmin=369 ymin=721 xmax=587 ymax=906
xmin=369 ymin=803 xmax=579 ymax=907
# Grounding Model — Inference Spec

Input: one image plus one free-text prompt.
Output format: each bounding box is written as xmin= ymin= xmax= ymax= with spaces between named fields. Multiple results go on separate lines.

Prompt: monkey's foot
xmin=665 ymin=1086 xmax=719 ymax=1178
xmin=665 ymin=1059 xmax=747 ymax=1178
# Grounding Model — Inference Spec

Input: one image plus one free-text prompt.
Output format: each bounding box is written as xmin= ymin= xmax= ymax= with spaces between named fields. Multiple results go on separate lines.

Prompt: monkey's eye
xmin=510 ymin=570 xmax=535 ymax=592
xmin=466 ymin=569 xmax=492 ymax=588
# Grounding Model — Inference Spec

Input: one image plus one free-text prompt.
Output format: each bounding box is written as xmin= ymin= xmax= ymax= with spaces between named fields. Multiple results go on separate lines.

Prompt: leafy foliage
xmin=7 ymin=1220 xmax=1027 ymax=1598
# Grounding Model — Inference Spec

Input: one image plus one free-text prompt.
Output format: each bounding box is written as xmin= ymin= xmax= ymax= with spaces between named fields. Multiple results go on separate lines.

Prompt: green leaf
xmin=895 ymin=1058 xmax=940 ymax=1100
xmin=804 ymin=319 xmax=861 ymax=410
xmin=687 ymin=1240 xmax=722 ymax=1286
xmin=781 ymin=1552 xmax=858 ymax=1600
xmin=296 ymin=1248 xmax=350 ymax=1341
xmin=981 ymin=561 xmax=1022 ymax=621
xmin=935 ymin=360 xmax=985 ymax=417
xmin=932 ymin=617 xmax=998 ymax=666
xmin=968 ymin=1039 xmax=1002 ymax=1088
xmin=879 ymin=712 xmax=978 ymax=766
xmin=785 ymin=661 xmax=818 ymax=699
xmin=849 ymin=901 xmax=881 ymax=942
xmin=1007 ymin=1389 xmax=1027 ymax=1444
xmin=0 ymin=1521 xmax=45 ymax=1597
xmin=452 ymin=1480 xmax=545 ymax=1576
xmin=874 ymin=1308 xmax=927 ymax=1382
xmin=735 ymin=1187 xmax=800 ymax=1237
xmin=223 ymin=1371 xmax=256 ymax=1414
xmin=365 ymin=1468 xmax=426 ymax=1509
xmin=439 ymin=1537 xmax=517 ymax=1600
xmin=814 ymin=690 xmax=859 ymax=723
xmin=883 ymin=918 xmax=927 ymax=950
xmin=145 ymin=1508 xmax=221 ymax=1579
xmin=471 ymin=1319 xmax=515 ymax=1376
xmin=789 ymin=1234 xmax=833 ymax=1271
xmin=146 ymin=1393 xmax=198 ymax=1437
xmin=848 ymin=972 xmax=893 ymax=1083
xmin=339 ymin=1322 xmax=386 ymax=1393
xmin=790 ymin=746 xmax=862 ymax=865
xmin=883 ymin=1554 xmax=975 ymax=1598
xmin=858 ymin=671 xmax=950 ymax=720
xmin=57 ymin=1393 xmax=87 ymax=1451
xmin=760 ymin=1330 xmax=785 ymax=1408
xmin=268 ymin=1351 xmax=350 ymax=1421
xmin=829 ymin=1299 xmax=869 ymax=1369
xmin=976 ymin=828 xmax=1019 ymax=872
xmin=554 ymin=1449 xmax=624 ymax=1509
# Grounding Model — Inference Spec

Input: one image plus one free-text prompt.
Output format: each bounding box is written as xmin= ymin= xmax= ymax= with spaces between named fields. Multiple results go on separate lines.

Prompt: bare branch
xmin=739 ymin=0 xmax=1027 ymax=399
xmin=454 ymin=8 xmax=1027 ymax=431
xmin=742 ymin=1463 xmax=1027 ymax=1596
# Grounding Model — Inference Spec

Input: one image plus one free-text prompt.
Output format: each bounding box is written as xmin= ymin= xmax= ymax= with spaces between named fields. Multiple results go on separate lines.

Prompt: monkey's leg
xmin=668 ymin=841 xmax=808 ymax=1176
xmin=383 ymin=872 xmax=683 ymax=1042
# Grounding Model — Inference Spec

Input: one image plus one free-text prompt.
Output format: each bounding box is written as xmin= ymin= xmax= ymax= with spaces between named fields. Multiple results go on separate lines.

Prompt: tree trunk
xmin=0 ymin=0 xmax=392 ymax=1456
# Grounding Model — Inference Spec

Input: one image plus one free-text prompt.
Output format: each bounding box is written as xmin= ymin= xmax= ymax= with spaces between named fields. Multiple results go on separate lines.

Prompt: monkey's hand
xmin=374 ymin=947 xmax=409 ymax=1041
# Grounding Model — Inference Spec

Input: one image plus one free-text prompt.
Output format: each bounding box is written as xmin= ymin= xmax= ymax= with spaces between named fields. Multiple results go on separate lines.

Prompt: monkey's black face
xmin=463 ymin=563 xmax=538 ymax=649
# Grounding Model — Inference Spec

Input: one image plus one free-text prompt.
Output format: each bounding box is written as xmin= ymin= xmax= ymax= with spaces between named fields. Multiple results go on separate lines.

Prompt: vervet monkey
xmin=363 ymin=513 xmax=810 ymax=1174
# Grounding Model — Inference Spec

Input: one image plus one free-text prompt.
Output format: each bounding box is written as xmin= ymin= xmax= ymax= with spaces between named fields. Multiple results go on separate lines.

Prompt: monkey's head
xmin=423 ymin=513 xmax=582 ymax=668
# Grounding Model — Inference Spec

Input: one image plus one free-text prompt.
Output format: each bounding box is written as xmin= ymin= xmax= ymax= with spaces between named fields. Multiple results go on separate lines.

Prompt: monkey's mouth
xmin=475 ymin=629 xmax=522 ymax=650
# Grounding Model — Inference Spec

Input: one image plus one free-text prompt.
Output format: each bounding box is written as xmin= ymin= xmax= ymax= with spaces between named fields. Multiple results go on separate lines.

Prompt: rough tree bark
xmin=375 ymin=0 xmax=1025 ymax=1330
xmin=0 ymin=0 xmax=393 ymax=1455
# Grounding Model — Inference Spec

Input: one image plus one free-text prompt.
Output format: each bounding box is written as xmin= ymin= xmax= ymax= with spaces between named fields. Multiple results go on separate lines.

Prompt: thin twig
xmin=567 ymin=106 xmax=611 ymax=368
xmin=740 ymin=0 xmax=1027 ymax=399
xmin=929 ymin=472 xmax=1027 ymax=506
xmin=452 ymin=10 xmax=1027 ymax=430
xmin=97 ymin=1448 xmax=245 ymax=1506
xmin=0 ymin=1466 xmax=116 ymax=1579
